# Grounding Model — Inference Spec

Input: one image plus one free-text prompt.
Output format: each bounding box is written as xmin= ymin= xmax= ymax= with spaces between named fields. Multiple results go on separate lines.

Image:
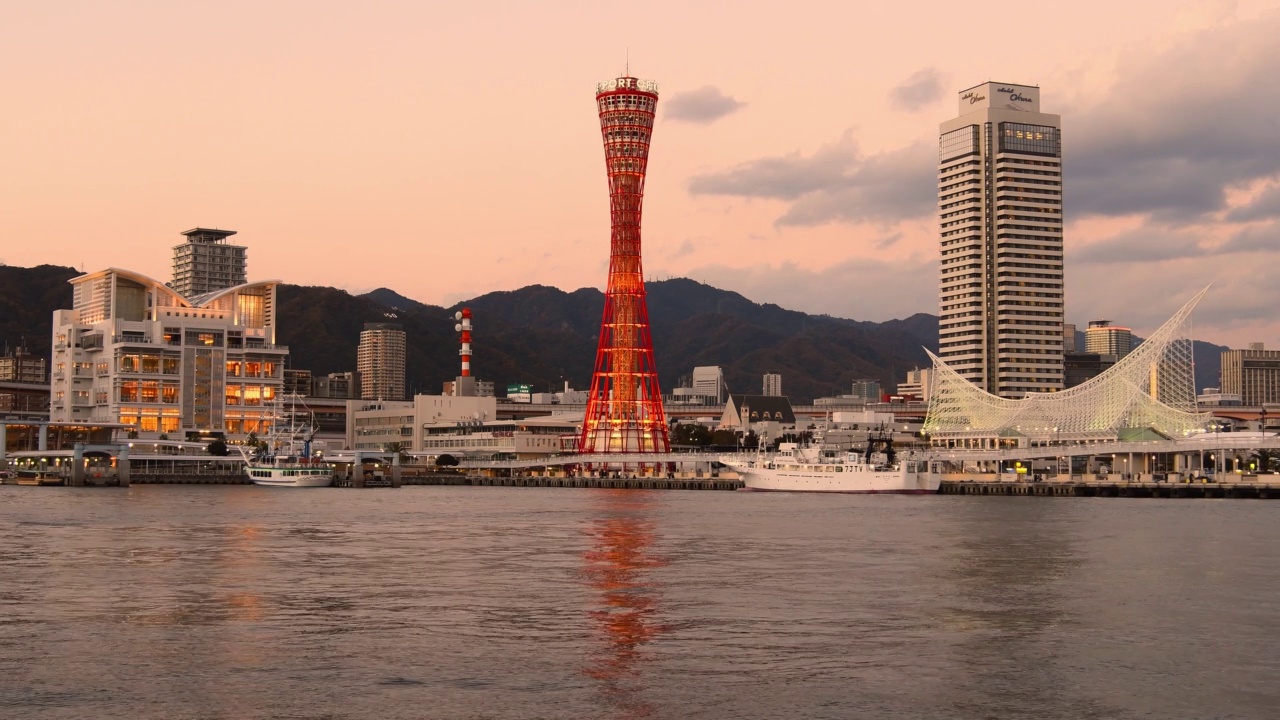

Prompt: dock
xmin=938 ymin=479 xmax=1280 ymax=499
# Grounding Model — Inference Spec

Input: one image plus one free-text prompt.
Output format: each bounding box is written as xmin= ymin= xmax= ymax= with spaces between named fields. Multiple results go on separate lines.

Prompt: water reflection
xmin=581 ymin=490 xmax=668 ymax=718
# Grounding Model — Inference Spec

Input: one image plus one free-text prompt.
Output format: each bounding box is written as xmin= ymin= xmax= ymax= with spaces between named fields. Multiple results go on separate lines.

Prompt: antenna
xmin=626 ymin=48 xmax=630 ymax=76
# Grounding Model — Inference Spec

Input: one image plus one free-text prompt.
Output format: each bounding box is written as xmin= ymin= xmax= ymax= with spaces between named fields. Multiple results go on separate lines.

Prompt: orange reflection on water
xmin=582 ymin=490 xmax=669 ymax=717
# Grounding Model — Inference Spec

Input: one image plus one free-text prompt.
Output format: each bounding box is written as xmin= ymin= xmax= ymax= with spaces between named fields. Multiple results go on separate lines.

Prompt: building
xmin=938 ymin=82 xmax=1064 ymax=398
xmin=1220 ymin=343 xmax=1280 ymax=406
xmin=357 ymin=322 xmax=406 ymax=401
xmin=283 ymin=368 xmax=313 ymax=397
xmin=720 ymin=394 xmax=796 ymax=429
xmin=762 ymin=372 xmax=782 ymax=397
xmin=1064 ymin=353 xmax=1117 ymax=389
xmin=1063 ymin=323 xmax=1077 ymax=353
xmin=312 ymin=371 xmax=357 ymax=399
xmin=897 ymin=368 xmax=933 ymax=401
xmin=1197 ymin=387 xmax=1242 ymax=407
xmin=692 ymin=366 xmax=726 ymax=403
xmin=346 ymin=394 xmax=500 ymax=452
xmin=50 ymin=268 xmax=286 ymax=438
xmin=170 ymin=228 xmax=247 ymax=300
xmin=0 ymin=347 xmax=46 ymax=384
xmin=579 ymin=74 xmax=670 ymax=454
xmin=1085 ymin=320 xmax=1134 ymax=359
xmin=925 ymin=289 xmax=1207 ymax=447
xmin=849 ymin=379 xmax=881 ymax=402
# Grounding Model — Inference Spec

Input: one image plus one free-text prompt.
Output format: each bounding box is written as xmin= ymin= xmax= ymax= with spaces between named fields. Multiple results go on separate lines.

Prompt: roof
xmin=729 ymin=394 xmax=796 ymax=424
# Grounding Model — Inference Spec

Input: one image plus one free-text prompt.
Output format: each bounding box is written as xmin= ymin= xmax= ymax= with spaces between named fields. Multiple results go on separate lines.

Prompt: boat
xmin=721 ymin=440 xmax=939 ymax=494
xmin=13 ymin=469 xmax=67 ymax=487
xmin=240 ymin=394 xmax=335 ymax=488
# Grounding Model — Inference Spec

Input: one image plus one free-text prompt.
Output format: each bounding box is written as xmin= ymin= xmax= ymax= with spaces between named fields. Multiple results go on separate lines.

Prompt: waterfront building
xmin=170 ymin=228 xmax=247 ymax=300
xmin=925 ymin=289 xmax=1207 ymax=447
xmin=938 ymin=82 xmax=1064 ymax=398
xmin=762 ymin=372 xmax=782 ymax=397
xmin=346 ymin=394 xmax=499 ymax=452
xmin=0 ymin=347 xmax=46 ymax=384
xmin=1220 ymin=343 xmax=1280 ymax=406
xmin=1085 ymin=320 xmax=1134 ymax=359
xmin=357 ymin=322 xmax=406 ymax=401
xmin=50 ymin=268 xmax=286 ymax=438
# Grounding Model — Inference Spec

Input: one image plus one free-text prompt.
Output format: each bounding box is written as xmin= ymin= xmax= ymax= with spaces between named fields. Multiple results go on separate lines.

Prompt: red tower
xmin=579 ymin=75 xmax=670 ymax=455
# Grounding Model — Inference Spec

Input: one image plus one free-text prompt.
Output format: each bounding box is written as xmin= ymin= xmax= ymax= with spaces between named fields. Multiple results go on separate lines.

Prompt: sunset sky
xmin=2 ymin=0 xmax=1278 ymax=347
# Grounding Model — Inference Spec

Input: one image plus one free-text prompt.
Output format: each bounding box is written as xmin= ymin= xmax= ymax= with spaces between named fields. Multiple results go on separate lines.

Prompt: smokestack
xmin=454 ymin=308 xmax=473 ymax=377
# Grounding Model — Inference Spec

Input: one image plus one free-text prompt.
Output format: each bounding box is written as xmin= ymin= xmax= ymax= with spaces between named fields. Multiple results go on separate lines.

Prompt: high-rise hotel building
xmin=171 ymin=228 xmax=247 ymax=300
xmin=357 ymin=322 xmax=406 ymax=401
xmin=938 ymin=82 xmax=1064 ymax=398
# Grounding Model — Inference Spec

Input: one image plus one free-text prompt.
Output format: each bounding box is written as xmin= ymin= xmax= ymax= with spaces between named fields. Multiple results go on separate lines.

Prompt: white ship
xmin=240 ymin=394 xmax=335 ymax=488
xmin=722 ymin=442 xmax=939 ymax=494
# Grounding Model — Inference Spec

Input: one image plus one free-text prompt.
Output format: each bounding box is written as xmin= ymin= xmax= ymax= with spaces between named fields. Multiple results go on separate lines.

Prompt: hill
xmin=0 ymin=264 xmax=1231 ymax=401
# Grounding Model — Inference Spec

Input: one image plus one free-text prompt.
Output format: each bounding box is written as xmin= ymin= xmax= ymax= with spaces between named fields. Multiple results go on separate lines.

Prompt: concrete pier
xmin=939 ymin=479 xmax=1280 ymax=499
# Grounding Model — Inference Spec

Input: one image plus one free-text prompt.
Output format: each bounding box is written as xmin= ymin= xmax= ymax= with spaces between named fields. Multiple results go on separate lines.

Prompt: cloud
xmin=1072 ymin=220 xmax=1280 ymax=265
xmin=688 ymin=134 xmax=934 ymax=226
xmin=1226 ymin=183 xmax=1280 ymax=222
xmin=1069 ymin=14 xmax=1280 ymax=221
xmin=889 ymin=68 xmax=945 ymax=112
xmin=663 ymin=86 xmax=746 ymax=124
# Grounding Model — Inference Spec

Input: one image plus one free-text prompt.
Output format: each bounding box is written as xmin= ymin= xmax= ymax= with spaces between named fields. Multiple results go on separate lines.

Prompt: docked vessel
xmin=721 ymin=442 xmax=939 ymax=494
xmin=241 ymin=394 xmax=334 ymax=488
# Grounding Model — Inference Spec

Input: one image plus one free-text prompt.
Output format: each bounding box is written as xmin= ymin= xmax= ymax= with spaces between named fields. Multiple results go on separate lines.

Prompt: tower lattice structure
xmin=579 ymin=75 xmax=670 ymax=455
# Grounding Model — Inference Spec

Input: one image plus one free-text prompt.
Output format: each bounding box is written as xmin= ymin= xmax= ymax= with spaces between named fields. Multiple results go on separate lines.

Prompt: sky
xmin=2 ymin=0 xmax=1279 ymax=348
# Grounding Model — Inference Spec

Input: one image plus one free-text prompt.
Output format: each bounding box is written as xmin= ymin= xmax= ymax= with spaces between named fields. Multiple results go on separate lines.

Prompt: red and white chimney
xmin=454 ymin=308 xmax=473 ymax=377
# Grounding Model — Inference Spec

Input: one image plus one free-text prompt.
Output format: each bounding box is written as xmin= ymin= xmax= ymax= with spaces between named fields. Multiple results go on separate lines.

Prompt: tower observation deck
xmin=579 ymin=75 xmax=670 ymax=455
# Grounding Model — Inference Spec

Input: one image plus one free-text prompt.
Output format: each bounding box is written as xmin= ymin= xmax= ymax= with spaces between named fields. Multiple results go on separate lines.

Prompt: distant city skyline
xmin=2 ymin=1 xmax=1278 ymax=348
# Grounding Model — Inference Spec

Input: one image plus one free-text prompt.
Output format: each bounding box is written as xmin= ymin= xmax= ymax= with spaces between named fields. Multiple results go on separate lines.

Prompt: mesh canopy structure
xmin=924 ymin=288 xmax=1212 ymax=444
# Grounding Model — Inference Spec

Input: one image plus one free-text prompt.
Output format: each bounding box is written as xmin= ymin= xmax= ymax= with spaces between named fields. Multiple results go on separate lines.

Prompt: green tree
xmin=383 ymin=441 xmax=410 ymax=464
xmin=435 ymin=453 xmax=459 ymax=467
xmin=207 ymin=438 xmax=230 ymax=456
xmin=1249 ymin=449 xmax=1277 ymax=473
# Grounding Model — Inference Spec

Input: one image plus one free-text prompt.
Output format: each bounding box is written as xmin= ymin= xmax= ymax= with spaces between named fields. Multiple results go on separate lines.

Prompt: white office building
xmin=50 ymin=268 xmax=287 ymax=438
xmin=938 ymin=82 xmax=1064 ymax=398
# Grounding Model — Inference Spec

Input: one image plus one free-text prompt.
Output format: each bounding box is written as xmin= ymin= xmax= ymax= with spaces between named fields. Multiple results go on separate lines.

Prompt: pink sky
xmin=2 ymin=0 xmax=1279 ymax=348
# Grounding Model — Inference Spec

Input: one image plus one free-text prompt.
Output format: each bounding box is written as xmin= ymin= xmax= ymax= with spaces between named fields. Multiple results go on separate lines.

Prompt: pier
xmin=939 ymin=478 xmax=1280 ymax=499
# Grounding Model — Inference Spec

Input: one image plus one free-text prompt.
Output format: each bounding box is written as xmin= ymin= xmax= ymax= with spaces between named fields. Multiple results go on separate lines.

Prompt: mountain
xmin=0 ymin=264 xmax=79 ymax=357
xmin=0 ymin=263 xmax=1232 ymax=401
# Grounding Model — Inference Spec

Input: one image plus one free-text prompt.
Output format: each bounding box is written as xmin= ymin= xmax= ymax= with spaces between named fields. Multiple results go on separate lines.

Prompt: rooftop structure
xmin=171 ymin=228 xmax=247 ymax=300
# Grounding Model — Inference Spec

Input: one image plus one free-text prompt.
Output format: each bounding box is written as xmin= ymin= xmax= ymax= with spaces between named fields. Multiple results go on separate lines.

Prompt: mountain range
xmin=0 ymin=264 xmax=1227 ymax=402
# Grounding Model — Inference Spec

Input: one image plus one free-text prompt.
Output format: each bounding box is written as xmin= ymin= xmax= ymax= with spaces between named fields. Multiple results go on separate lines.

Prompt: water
xmin=2 ymin=486 xmax=1278 ymax=719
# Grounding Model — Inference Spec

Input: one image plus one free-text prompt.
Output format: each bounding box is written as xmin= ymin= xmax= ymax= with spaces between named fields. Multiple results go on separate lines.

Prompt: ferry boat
xmin=721 ymin=442 xmax=939 ymax=494
xmin=240 ymin=394 xmax=334 ymax=488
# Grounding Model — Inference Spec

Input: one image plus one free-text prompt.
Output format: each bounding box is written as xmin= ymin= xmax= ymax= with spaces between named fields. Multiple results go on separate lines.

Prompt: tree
xmin=383 ymin=441 xmax=410 ymax=464
xmin=126 ymin=429 xmax=139 ymax=439
xmin=435 ymin=453 xmax=459 ymax=467
xmin=671 ymin=423 xmax=712 ymax=447
xmin=709 ymin=429 xmax=738 ymax=449
xmin=1249 ymin=449 xmax=1277 ymax=473
xmin=207 ymin=438 xmax=230 ymax=456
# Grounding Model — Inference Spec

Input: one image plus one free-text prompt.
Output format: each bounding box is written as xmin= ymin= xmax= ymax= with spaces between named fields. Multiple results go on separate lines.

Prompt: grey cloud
xmin=1070 ymin=15 xmax=1280 ymax=220
xmin=689 ymin=137 xmax=935 ymax=225
xmin=1226 ymin=184 xmax=1280 ymax=222
xmin=664 ymin=86 xmax=746 ymax=124
xmin=1071 ymin=220 xmax=1280 ymax=265
xmin=889 ymin=68 xmax=945 ymax=112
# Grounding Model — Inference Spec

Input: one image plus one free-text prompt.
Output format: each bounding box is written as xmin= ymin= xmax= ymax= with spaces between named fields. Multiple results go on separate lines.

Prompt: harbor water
xmin=2 ymin=486 xmax=1278 ymax=719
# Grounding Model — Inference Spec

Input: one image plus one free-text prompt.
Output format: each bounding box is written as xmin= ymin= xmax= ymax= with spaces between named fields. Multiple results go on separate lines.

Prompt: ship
xmin=240 ymin=394 xmax=335 ymax=488
xmin=721 ymin=439 xmax=939 ymax=494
